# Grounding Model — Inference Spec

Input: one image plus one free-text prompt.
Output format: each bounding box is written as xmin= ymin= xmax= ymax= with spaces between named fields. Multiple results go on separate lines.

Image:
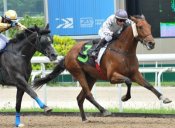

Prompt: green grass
xmin=1 ymin=107 xmax=175 ymax=114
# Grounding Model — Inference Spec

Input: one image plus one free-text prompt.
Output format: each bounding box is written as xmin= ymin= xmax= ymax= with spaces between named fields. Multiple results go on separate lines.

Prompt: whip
xmin=17 ymin=22 xmax=34 ymax=33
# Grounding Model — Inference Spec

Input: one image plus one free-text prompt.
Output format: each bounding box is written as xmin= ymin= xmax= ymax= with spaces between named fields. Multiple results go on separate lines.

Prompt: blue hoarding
xmin=48 ymin=0 xmax=114 ymax=36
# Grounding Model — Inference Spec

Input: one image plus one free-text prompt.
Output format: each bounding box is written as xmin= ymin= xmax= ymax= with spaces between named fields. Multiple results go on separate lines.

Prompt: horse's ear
xmin=34 ymin=24 xmax=40 ymax=32
xmin=141 ymin=14 xmax=145 ymax=19
xmin=130 ymin=16 xmax=138 ymax=23
xmin=45 ymin=23 xmax=49 ymax=30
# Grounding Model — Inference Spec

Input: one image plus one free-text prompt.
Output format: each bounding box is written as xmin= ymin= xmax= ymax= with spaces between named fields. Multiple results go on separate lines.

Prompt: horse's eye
xmin=138 ymin=26 xmax=143 ymax=29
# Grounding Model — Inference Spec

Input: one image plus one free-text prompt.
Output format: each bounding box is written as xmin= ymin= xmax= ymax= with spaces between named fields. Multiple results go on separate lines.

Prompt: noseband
xmin=131 ymin=21 xmax=152 ymax=46
xmin=24 ymin=32 xmax=49 ymax=57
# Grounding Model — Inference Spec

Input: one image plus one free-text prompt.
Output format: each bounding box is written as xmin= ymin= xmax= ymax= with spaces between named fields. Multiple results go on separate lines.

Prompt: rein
xmin=4 ymin=30 xmax=40 ymax=56
xmin=131 ymin=20 xmax=152 ymax=46
xmin=24 ymin=32 xmax=39 ymax=49
xmin=108 ymin=47 xmax=135 ymax=56
xmin=106 ymin=21 xmax=139 ymax=57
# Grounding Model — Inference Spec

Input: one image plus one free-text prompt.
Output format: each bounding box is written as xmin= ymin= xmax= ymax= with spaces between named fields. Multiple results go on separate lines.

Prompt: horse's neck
xmin=112 ymin=26 xmax=137 ymax=54
xmin=8 ymin=37 xmax=36 ymax=60
xmin=20 ymin=43 xmax=36 ymax=58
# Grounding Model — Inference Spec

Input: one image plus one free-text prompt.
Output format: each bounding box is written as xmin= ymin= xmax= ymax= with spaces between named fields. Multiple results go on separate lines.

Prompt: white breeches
xmin=0 ymin=34 xmax=9 ymax=50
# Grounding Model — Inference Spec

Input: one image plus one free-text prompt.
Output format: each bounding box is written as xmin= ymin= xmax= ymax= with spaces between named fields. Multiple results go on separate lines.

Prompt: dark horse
xmin=0 ymin=24 xmax=57 ymax=127
xmin=33 ymin=16 xmax=172 ymax=121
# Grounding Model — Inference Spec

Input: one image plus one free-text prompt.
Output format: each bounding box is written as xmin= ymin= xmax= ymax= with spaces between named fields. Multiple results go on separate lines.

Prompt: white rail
xmin=31 ymin=54 xmax=175 ymax=63
xmin=31 ymin=54 xmax=175 ymax=111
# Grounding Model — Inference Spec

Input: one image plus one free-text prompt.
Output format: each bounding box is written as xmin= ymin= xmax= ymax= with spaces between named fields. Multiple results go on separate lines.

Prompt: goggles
xmin=116 ymin=18 xmax=126 ymax=22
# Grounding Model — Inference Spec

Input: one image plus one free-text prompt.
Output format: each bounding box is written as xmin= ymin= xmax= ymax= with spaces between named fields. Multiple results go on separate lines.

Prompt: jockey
xmin=0 ymin=10 xmax=26 ymax=51
xmin=91 ymin=9 xmax=131 ymax=57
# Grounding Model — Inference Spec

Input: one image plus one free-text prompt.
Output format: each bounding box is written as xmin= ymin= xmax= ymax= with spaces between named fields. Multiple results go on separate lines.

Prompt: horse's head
xmin=28 ymin=24 xmax=57 ymax=61
xmin=130 ymin=15 xmax=155 ymax=50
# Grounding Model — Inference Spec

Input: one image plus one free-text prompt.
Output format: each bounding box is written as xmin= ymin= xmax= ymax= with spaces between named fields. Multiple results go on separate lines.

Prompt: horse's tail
xmin=33 ymin=57 xmax=65 ymax=89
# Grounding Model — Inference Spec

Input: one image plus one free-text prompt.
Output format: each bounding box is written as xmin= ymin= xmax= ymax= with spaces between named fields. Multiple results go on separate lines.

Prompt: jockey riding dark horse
xmin=0 ymin=24 xmax=57 ymax=127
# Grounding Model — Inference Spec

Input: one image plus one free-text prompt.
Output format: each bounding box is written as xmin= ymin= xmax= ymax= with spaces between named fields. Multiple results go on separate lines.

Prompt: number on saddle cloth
xmin=77 ymin=43 xmax=92 ymax=63
xmin=77 ymin=39 xmax=99 ymax=63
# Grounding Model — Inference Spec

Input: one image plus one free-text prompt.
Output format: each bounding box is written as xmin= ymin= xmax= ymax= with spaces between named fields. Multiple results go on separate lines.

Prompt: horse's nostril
xmin=52 ymin=54 xmax=57 ymax=58
xmin=51 ymin=53 xmax=57 ymax=57
xmin=148 ymin=42 xmax=155 ymax=49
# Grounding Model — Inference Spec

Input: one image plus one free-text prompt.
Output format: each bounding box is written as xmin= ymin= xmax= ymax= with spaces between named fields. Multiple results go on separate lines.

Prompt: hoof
xmin=82 ymin=120 xmax=90 ymax=123
xmin=121 ymin=95 xmax=131 ymax=102
xmin=163 ymin=98 xmax=172 ymax=104
xmin=159 ymin=96 xmax=172 ymax=104
xmin=44 ymin=106 xmax=52 ymax=113
xmin=15 ymin=123 xmax=24 ymax=128
xmin=102 ymin=110 xmax=112 ymax=117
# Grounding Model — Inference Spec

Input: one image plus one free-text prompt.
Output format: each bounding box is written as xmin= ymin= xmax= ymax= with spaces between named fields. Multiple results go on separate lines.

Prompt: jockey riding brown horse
xmin=33 ymin=15 xmax=172 ymax=121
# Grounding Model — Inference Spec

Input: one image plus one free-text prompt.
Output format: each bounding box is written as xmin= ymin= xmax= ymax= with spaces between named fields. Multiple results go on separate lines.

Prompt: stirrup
xmin=91 ymin=51 xmax=96 ymax=56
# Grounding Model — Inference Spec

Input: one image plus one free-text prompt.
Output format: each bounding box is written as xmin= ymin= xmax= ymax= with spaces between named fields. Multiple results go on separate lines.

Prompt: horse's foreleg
xmin=110 ymin=72 xmax=132 ymax=101
xmin=133 ymin=72 xmax=172 ymax=104
xmin=15 ymin=88 xmax=25 ymax=127
xmin=77 ymin=75 xmax=95 ymax=121
xmin=122 ymin=78 xmax=132 ymax=101
xmin=16 ymin=75 xmax=52 ymax=112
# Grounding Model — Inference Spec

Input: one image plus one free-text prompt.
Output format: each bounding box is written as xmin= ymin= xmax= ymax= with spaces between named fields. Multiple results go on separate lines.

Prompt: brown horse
xmin=33 ymin=15 xmax=172 ymax=121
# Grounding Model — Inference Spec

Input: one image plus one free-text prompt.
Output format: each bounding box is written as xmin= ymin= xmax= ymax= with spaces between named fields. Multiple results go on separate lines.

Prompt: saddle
xmin=77 ymin=39 xmax=100 ymax=64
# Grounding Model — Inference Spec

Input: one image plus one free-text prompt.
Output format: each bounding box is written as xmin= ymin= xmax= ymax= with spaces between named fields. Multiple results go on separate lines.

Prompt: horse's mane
xmin=9 ymin=26 xmax=37 ymax=43
xmin=119 ymin=14 xmax=146 ymax=41
xmin=131 ymin=15 xmax=145 ymax=20
xmin=121 ymin=15 xmax=145 ymax=33
xmin=10 ymin=25 xmax=51 ymax=43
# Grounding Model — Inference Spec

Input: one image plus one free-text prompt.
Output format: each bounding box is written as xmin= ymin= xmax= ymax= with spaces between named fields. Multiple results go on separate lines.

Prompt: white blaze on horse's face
xmin=138 ymin=20 xmax=155 ymax=50
xmin=131 ymin=16 xmax=155 ymax=50
xmin=131 ymin=21 xmax=138 ymax=37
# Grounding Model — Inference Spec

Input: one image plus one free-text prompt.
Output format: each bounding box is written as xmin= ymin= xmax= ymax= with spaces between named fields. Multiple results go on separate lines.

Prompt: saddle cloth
xmin=77 ymin=39 xmax=107 ymax=65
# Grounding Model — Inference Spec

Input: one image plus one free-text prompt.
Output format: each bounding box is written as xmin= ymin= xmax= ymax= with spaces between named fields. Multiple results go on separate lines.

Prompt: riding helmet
xmin=115 ymin=9 xmax=128 ymax=20
xmin=4 ymin=10 xmax=17 ymax=20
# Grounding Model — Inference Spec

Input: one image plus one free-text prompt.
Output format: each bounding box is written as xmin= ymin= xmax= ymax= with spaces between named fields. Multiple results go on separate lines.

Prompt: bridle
xmin=131 ymin=20 xmax=153 ymax=48
xmin=24 ymin=30 xmax=46 ymax=54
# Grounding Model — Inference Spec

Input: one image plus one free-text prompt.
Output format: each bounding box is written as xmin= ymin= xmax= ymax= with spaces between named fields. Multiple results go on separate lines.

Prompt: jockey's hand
xmin=105 ymin=35 xmax=112 ymax=42
xmin=104 ymin=32 xmax=113 ymax=42
xmin=11 ymin=20 xmax=18 ymax=27
xmin=112 ymin=32 xmax=120 ymax=40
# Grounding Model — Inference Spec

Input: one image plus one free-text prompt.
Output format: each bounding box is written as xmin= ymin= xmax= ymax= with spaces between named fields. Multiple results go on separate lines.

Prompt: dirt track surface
xmin=1 ymin=115 xmax=175 ymax=128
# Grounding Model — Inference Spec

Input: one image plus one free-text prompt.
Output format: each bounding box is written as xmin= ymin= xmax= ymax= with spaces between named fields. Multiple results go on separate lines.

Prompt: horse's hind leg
xmin=77 ymin=74 xmax=111 ymax=121
xmin=77 ymin=90 xmax=87 ymax=121
xmin=133 ymin=72 xmax=172 ymax=104
xmin=15 ymin=88 xmax=25 ymax=127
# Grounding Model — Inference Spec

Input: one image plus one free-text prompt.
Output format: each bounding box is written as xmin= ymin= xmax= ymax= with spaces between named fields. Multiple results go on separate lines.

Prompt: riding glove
xmin=11 ymin=21 xmax=18 ymax=27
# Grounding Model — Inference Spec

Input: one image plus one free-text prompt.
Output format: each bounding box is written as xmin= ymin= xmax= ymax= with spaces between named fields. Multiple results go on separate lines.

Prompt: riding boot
xmin=90 ymin=38 xmax=107 ymax=57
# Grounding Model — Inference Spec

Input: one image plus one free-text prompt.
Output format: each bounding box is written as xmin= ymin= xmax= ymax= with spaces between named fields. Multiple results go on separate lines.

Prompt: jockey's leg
xmin=90 ymin=38 xmax=107 ymax=57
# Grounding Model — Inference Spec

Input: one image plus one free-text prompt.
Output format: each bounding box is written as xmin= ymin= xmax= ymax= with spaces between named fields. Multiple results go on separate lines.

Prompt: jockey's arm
xmin=0 ymin=22 xmax=11 ymax=32
xmin=100 ymin=15 xmax=114 ymax=36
